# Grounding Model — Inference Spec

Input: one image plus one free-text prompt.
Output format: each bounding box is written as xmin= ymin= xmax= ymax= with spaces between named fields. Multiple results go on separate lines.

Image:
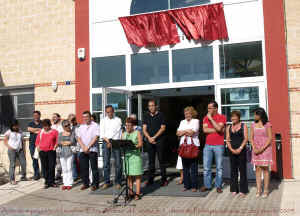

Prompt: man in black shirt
xmin=27 ymin=110 xmax=42 ymax=180
xmin=143 ymin=100 xmax=168 ymax=186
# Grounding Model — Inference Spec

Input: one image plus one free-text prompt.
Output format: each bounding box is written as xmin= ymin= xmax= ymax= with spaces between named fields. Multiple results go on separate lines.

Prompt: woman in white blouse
xmin=3 ymin=119 xmax=27 ymax=185
xmin=176 ymin=106 xmax=200 ymax=192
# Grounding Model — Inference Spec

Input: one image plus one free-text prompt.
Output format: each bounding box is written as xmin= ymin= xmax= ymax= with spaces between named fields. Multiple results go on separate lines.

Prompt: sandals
xmin=262 ymin=190 xmax=269 ymax=198
xmin=256 ymin=190 xmax=261 ymax=197
xmin=134 ymin=194 xmax=142 ymax=200
xmin=10 ymin=180 xmax=17 ymax=185
xmin=176 ymin=179 xmax=183 ymax=185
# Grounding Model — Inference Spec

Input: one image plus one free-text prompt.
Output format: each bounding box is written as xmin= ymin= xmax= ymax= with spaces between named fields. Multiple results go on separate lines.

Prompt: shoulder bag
xmin=178 ymin=136 xmax=199 ymax=159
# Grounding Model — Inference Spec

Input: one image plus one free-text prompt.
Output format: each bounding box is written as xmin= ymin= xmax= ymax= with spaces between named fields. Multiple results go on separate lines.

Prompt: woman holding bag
xmin=177 ymin=106 xmax=200 ymax=192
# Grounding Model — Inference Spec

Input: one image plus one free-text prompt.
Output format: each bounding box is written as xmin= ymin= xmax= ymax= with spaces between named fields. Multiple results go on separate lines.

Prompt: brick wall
xmin=0 ymin=0 xmax=75 ymax=119
xmin=285 ymin=0 xmax=300 ymax=179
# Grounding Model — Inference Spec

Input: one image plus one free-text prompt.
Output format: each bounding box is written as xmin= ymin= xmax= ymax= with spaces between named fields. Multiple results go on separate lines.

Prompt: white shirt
xmin=78 ymin=121 xmax=100 ymax=152
xmin=177 ymin=119 xmax=200 ymax=146
xmin=4 ymin=130 xmax=23 ymax=150
xmin=100 ymin=116 xmax=122 ymax=140
xmin=51 ymin=123 xmax=64 ymax=133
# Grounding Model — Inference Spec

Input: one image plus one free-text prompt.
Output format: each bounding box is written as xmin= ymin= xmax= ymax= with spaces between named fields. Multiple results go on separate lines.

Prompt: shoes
xmin=44 ymin=185 xmax=49 ymax=189
xmin=182 ymin=188 xmax=189 ymax=192
xmin=200 ymin=186 xmax=211 ymax=192
xmin=262 ymin=190 xmax=269 ymax=198
xmin=67 ymin=186 xmax=72 ymax=190
xmin=256 ymin=190 xmax=261 ymax=197
xmin=160 ymin=180 xmax=169 ymax=187
xmin=50 ymin=183 xmax=58 ymax=188
xmin=134 ymin=194 xmax=142 ymax=200
xmin=101 ymin=183 xmax=110 ymax=190
xmin=62 ymin=186 xmax=67 ymax=191
xmin=80 ymin=185 xmax=89 ymax=190
xmin=33 ymin=176 xmax=40 ymax=181
xmin=20 ymin=176 xmax=28 ymax=181
xmin=144 ymin=180 xmax=154 ymax=187
xmin=239 ymin=192 xmax=246 ymax=197
xmin=73 ymin=177 xmax=80 ymax=182
xmin=91 ymin=186 xmax=99 ymax=191
xmin=231 ymin=192 xmax=237 ymax=196
xmin=216 ymin=188 xmax=223 ymax=193
xmin=191 ymin=188 xmax=197 ymax=192
xmin=55 ymin=176 xmax=62 ymax=181
xmin=115 ymin=184 xmax=122 ymax=190
xmin=10 ymin=180 xmax=17 ymax=185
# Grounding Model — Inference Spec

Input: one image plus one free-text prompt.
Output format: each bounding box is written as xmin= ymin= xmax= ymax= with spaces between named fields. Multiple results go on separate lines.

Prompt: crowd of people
xmin=2 ymin=99 xmax=273 ymax=200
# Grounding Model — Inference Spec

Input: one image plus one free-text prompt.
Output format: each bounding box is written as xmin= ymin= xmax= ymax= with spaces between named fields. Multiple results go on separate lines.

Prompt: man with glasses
xmin=200 ymin=101 xmax=226 ymax=193
xmin=143 ymin=100 xmax=168 ymax=187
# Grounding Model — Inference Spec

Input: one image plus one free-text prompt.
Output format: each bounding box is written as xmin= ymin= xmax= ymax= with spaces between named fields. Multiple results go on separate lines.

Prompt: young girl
xmin=3 ymin=120 xmax=27 ymax=185
xmin=250 ymin=108 xmax=272 ymax=198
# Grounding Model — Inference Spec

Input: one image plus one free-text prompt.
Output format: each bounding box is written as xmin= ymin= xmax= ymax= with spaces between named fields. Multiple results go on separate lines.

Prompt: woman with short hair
xmin=176 ymin=106 xmax=200 ymax=192
xmin=36 ymin=119 xmax=59 ymax=189
xmin=226 ymin=111 xmax=249 ymax=196
xmin=122 ymin=117 xmax=143 ymax=200
xmin=58 ymin=120 xmax=76 ymax=190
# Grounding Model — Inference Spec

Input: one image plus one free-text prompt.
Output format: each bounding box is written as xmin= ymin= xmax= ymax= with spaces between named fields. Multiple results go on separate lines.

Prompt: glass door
xmin=215 ymin=82 xmax=267 ymax=124
xmin=101 ymin=87 xmax=132 ymax=122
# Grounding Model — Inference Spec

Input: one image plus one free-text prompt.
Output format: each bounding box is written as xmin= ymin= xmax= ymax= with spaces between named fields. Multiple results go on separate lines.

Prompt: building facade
xmin=75 ymin=0 xmax=294 ymax=179
xmin=0 ymin=0 xmax=75 ymax=173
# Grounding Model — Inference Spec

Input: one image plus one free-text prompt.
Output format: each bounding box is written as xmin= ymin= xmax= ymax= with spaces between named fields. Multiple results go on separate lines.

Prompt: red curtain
xmin=168 ymin=3 xmax=228 ymax=41
xmin=119 ymin=12 xmax=180 ymax=47
xmin=119 ymin=3 xmax=228 ymax=47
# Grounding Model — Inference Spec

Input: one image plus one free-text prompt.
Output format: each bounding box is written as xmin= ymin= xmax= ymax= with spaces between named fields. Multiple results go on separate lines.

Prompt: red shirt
xmin=35 ymin=129 xmax=58 ymax=151
xmin=203 ymin=114 xmax=226 ymax=145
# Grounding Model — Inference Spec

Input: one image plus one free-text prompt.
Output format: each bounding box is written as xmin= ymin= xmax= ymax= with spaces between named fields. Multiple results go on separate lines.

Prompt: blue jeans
xmin=72 ymin=152 xmax=80 ymax=179
xmin=102 ymin=141 xmax=122 ymax=185
xmin=29 ymin=143 xmax=40 ymax=177
xmin=203 ymin=145 xmax=224 ymax=189
xmin=182 ymin=158 xmax=198 ymax=189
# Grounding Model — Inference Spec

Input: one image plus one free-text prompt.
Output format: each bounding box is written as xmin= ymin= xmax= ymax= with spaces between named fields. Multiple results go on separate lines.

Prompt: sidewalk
xmin=0 ymin=176 xmax=299 ymax=216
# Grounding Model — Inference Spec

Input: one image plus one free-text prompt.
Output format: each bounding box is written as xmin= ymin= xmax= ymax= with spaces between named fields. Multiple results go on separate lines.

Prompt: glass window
xmin=92 ymin=55 xmax=126 ymax=88
xmin=170 ymin=0 xmax=210 ymax=9
xmin=92 ymin=94 xmax=102 ymax=112
xmin=107 ymin=92 xmax=127 ymax=110
xmin=221 ymin=87 xmax=260 ymax=122
xmin=173 ymin=46 xmax=213 ymax=82
xmin=220 ymin=41 xmax=263 ymax=79
xmin=0 ymin=92 xmax=34 ymax=134
xmin=131 ymin=51 xmax=169 ymax=85
xmin=130 ymin=0 xmax=168 ymax=15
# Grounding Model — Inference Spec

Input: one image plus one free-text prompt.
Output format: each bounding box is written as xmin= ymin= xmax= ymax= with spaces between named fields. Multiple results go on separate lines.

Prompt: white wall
xmin=90 ymin=0 xmax=264 ymax=58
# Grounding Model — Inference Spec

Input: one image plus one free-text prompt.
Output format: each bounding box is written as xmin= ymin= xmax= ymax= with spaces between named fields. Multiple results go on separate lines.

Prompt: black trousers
xmin=147 ymin=139 xmax=167 ymax=182
xmin=79 ymin=152 xmax=99 ymax=187
xmin=229 ymin=149 xmax=248 ymax=193
xmin=182 ymin=158 xmax=198 ymax=189
xmin=39 ymin=150 xmax=56 ymax=186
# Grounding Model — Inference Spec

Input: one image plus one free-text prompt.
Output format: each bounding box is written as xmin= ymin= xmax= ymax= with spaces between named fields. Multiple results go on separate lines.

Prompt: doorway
xmin=131 ymin=86 xmax=215 ymax=167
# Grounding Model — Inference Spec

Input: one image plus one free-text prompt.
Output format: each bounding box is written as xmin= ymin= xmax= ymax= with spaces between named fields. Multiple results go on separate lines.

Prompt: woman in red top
xmin=35 ymin=119 xmax=58 ymax=189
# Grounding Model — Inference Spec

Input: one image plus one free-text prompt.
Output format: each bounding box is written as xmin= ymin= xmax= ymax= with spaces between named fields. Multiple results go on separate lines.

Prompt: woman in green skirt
xmin=122 ymin=117 xmax=143 ymax=200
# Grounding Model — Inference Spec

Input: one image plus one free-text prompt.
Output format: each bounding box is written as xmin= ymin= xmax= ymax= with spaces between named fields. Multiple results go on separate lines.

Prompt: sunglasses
xmin=64 ymin=124 xmax=71 ymax=128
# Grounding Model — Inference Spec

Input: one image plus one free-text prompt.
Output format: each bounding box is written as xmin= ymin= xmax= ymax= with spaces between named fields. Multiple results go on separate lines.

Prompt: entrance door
xmin=101 ymin=87 xmax=132 ymax=121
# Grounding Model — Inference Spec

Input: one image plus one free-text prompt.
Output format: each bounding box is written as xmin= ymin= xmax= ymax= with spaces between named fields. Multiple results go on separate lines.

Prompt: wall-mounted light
xmin=77 ymin=48 xmax=86 ymax=61
xmin=52 ymin=81 xmax=58 ymax=92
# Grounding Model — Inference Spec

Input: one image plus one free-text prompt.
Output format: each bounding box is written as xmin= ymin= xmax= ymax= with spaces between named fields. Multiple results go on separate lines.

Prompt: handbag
xmin=33 ymin=129 xmax=44 ymax=159
xmin=178 ymin=136 xmax=199 ymax=159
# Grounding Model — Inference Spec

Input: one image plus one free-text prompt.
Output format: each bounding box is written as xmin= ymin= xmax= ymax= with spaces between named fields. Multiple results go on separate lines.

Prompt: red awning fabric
xmin=119 ymin=12 xmax=180 ymax=47
xmin=119 ymin=3 xmax=228 ymax=47
xmin=168 ymin=3 xmax=228 ymax=41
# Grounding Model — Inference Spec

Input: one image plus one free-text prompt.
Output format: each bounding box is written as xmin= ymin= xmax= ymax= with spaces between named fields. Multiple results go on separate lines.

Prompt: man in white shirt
xmin=100 ymin=105 xmax=122 ymax=189
xmin=51 ymin=113 xmax=64 ymax=181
